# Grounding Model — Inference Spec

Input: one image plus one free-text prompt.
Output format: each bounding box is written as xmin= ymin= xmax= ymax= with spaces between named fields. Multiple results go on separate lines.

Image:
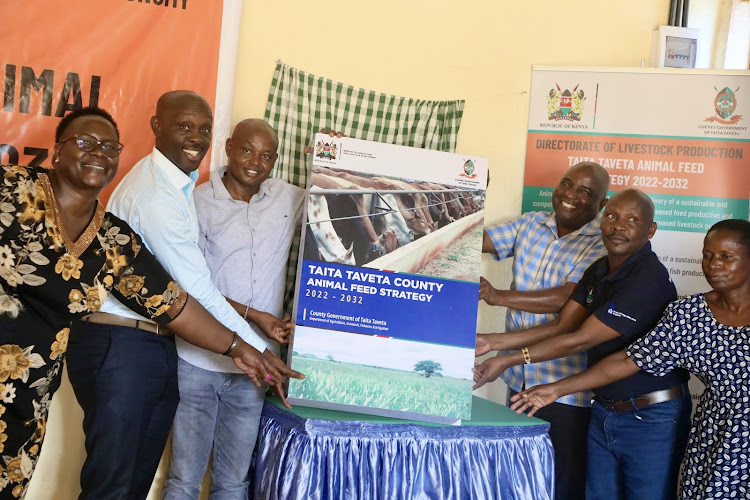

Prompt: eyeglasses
xmin=58 ymin=134 xmax=124 ymax=158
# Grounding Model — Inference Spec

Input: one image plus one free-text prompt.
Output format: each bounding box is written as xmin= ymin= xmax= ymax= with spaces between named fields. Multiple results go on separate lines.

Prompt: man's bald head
xmin=608 ymin=188 xmax=655 ymax=223
xmin=552 ymin=161 xmax=610 ymax=236
xmin=601 ymin=188 xmax=657 ymax=267
xmin=231 ymin=118 xmax=279 ymax=149
xmin=223 ymin=118 xmax=279 ymax=200
xmin=150 ymin=90 xmax=213 ymax=175
xmin=155 ymin=90 xmax=212 ymax=118
xmin=566 ymin=161 xmax=609 ymax=193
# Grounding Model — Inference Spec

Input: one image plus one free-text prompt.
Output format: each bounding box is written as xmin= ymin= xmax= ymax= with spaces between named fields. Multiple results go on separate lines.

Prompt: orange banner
xmin=524 ymin=132 xmax=750 ymax=199
xmin=0 ymin=0 xmax=225 ymax=203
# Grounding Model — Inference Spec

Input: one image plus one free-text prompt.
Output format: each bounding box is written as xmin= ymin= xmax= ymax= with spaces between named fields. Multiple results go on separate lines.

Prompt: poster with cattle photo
xmin=288 ymin=134 xmax=488 ymax=423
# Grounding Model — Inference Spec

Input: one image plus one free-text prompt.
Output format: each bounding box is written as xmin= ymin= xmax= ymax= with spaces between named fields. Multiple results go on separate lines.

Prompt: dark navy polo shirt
xmin=570 ymin=241 xmax=688 ymax=400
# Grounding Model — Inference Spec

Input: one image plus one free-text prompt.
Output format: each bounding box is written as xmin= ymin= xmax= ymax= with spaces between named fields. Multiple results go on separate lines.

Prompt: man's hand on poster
xmin=479 ymin=277 xmax=504 ymax=306
xmin=475 ymin=334 xmax=492 ymax=356
xmin=472 ymin=355 xmax=510 ymax=390
xmin=509 ymin=384 xmax=559 ymax=417
xmin=475 ymin=333 xmax=506 ymax=357
xmin=248 ymin=309 xmax=293 ymax=344
xmin=304 ymin=128 xmax=345 ymax=154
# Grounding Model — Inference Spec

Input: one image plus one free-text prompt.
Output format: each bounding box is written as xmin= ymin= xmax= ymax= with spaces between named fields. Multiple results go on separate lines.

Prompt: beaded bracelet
xmin=243 ymin=304 xmax=250 ymax=320
xmin=522 ymin=347 xmax=532 ymax=365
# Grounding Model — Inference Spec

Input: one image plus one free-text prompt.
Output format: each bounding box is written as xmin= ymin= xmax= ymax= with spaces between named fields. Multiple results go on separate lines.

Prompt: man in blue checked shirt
xmin=477 ymin=161 xmax=609 ymax=500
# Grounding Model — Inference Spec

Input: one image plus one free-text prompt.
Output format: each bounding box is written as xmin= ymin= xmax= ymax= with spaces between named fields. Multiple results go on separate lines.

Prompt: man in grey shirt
xmin=163 ymin=119 xmax=304 ymax=499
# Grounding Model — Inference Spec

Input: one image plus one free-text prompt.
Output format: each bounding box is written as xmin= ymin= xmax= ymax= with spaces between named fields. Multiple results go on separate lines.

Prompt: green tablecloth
xmin=267 ymin=394 xmax=547 ymax=427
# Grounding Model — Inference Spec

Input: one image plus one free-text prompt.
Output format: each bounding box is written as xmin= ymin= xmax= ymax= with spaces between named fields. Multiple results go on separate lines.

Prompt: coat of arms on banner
xmin=705 ymin=86 xmax=742 ymax=125
xmin=547 ymin=84 xmax=585 ymax=121
xmin=315 ymin=139 xmax=340 ymax=160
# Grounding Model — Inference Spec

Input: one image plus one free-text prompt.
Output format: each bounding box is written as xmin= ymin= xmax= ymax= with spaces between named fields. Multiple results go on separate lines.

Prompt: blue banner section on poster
xmin=296 ymin=259 xmax=478 ymax=348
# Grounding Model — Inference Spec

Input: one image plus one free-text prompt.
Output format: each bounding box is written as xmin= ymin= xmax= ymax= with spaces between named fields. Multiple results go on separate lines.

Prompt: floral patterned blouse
xmin=627 ymin=293 xmax=750 ymax=500
xmin=0 ymin=164 xmax=186 ymax=498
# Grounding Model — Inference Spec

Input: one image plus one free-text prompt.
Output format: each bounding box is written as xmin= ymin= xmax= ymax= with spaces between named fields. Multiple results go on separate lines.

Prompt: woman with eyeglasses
xmin=0 ymin=107 xmax=301 ymax=498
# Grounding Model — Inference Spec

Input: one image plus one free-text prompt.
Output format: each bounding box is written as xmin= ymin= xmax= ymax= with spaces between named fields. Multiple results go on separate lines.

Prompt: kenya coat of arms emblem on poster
xmin=547 ymin=84 xmax=585 ymax=121
xmin=316 ymin=140 xmax=338 ymax=160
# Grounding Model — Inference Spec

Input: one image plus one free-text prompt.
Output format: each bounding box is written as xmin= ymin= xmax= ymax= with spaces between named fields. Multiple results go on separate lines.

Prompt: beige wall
xmin=688 ymin=0 xmax=750 ymax=69
xmin=689 ymin=0 xmax=724 ymax=67
xmin=26 ymin=1 xmax=669 ymax=498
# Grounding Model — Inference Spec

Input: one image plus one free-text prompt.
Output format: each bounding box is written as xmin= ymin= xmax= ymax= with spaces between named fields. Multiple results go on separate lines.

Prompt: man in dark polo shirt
xmin=473 ymin=188 xmax=691 ymax=500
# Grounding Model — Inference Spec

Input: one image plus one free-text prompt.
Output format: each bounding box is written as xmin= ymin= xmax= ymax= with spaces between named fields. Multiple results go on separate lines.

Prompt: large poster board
xmin=523 ymin=67 xmax=749 ymax=296
xmin=288 ymin=135 xmax=488 ymax=423
xmin=0 ymin=0 xmax=242 ymax=203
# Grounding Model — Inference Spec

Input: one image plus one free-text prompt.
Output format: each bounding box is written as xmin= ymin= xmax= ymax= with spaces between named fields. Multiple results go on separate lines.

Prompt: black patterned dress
xmin=627 ymin=293 xmax=750 ymax=499
xmin=0 ymin=165 xmax=186 ymax=498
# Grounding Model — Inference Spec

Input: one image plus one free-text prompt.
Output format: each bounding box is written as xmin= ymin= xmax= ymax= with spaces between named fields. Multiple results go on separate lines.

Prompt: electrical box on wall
xmin=650 ymin=25 xmax=701 ymax=68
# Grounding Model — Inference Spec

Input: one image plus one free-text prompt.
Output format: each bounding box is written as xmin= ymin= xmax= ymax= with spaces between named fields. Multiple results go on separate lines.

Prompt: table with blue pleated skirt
xmin=252 ymin=396 xmax=553 ymax=500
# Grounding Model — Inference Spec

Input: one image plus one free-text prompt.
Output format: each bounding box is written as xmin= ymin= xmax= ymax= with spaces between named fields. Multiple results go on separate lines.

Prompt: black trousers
xmin=67 ymin=321 xmax=179 ymax=500
xmin=509 ymin=389 xmax=591 ymax=500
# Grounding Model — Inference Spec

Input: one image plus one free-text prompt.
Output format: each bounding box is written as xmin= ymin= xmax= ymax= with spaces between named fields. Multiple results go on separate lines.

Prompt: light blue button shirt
xmin=101 ymin=147 xmax=269 ymax=373
xmin=195 ymin=168 xmax=304 ymax=366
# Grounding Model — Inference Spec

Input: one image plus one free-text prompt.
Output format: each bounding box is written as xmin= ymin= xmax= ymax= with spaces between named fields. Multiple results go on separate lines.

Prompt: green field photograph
xmin=288 ymin=326 xmax=474 ymax=420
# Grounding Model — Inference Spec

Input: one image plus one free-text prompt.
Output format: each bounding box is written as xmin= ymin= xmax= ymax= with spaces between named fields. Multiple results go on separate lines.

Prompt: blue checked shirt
xmin=100 ymin=148 xmax=270 ymax=373
xmin=486 ymin=211 xmax=606 ymax=407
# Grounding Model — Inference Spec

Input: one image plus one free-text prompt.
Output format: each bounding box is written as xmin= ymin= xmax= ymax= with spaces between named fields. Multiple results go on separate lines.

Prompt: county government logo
xmin=547 ymin=84 xmax=586 ymax=121
xmin=459 ymin=159 xmax=477 ymax=179
xmin=315 ymin=140 xmax=339 ymax=160
xmin=705 ymin=86 xmax=742 ymax=125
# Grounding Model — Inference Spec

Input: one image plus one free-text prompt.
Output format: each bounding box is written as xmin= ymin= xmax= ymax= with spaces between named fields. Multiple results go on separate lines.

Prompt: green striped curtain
xmin=264 ymin=60 xmax=465 ymax=315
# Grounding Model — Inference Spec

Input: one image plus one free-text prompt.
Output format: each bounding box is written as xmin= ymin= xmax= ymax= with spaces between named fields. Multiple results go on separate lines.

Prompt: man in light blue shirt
xmin=67 ymin=91 xmax=297 ymax=499
xmin=104 ymin=93 xmax=279 ymax=369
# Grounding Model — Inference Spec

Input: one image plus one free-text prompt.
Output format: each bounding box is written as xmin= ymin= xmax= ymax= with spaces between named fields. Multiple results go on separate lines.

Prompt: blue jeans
xmin=585 ymin=385 xmax=692 ymax=500
xmin=163 ymin=358 xmax=266 ymax=500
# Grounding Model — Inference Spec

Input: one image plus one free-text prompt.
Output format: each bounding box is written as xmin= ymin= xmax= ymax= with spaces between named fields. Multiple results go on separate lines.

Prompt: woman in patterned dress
xmin=510 ymin=218 xmax=750 ymax=499
xmin=0 ymin=108 xmax=300 ymax=498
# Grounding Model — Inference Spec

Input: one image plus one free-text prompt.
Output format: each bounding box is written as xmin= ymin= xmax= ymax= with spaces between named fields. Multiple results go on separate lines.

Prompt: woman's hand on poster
xmin=472 ymin=355 xmax=509 ymax=390
xmin=229 ymin=340 xmax=280 ymax=387
xmin=231 ymin=344 xmax=304 ymax=409
xmin=263 ymin=349 xmax=304 ymax=409
xmin=509 ymin=384 xmax=559 ymax=417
